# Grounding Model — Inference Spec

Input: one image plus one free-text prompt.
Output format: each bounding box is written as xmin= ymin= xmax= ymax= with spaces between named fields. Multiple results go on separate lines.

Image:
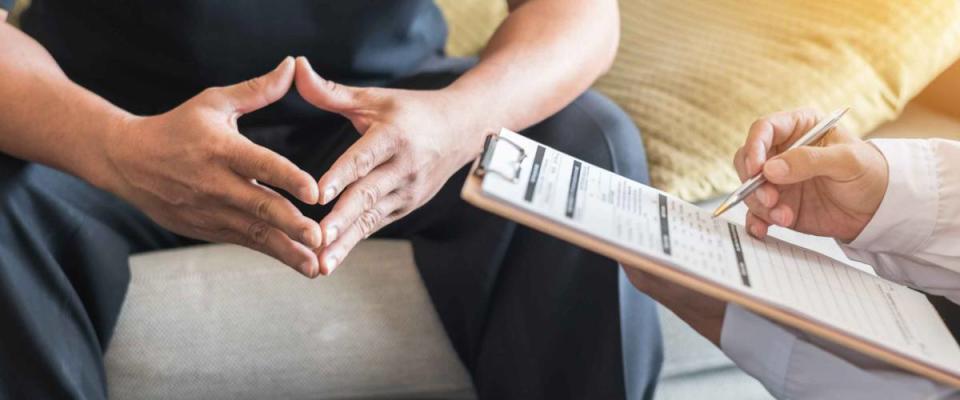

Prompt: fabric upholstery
xmin=7 ymin=0 xmax=25 ymax=25
xmin=105 ymin=241 xmax=476 ymax=400
xmin=106 ymin=241 xmax=770 ymax=399
xmin=435 ymin=0 xmax=960 ymax=201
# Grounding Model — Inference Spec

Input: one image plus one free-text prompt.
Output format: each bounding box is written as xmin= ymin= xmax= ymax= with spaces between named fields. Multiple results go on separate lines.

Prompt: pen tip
xmin=712 ymin=203 xmax=728 ymax=218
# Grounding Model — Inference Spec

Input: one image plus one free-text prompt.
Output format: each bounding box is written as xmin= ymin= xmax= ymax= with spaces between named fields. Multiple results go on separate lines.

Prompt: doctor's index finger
xmin=742 ymin=109 xmax=821 ymax=176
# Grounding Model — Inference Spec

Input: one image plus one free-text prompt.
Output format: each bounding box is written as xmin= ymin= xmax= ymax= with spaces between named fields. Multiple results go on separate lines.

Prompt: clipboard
xmin=461 ymin=128 xmax=960 ymax=388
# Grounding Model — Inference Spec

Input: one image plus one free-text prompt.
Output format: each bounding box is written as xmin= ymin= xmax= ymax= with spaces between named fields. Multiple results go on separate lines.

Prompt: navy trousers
xmin=0 ymin=64 xmax=662 ymax=399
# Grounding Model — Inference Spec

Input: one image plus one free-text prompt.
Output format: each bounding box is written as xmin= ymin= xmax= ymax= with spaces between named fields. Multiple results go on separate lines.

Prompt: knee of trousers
xmin=531 ymin=90 xmax=651 ymax=186
xmin=0 ymin=159 xmax=81 ymax=233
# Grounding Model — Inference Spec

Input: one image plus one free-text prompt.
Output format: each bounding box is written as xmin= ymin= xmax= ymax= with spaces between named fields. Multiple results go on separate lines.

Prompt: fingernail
xmin=755 ymin=189 xmax=767 ymax=206
xmin=299 ymin=260 xmax=316 ymax=278
xmin=765 ymin=159 xmax=789 ymax=179
xmin=321 ymin=185 xmax=337 ymax=205
xmin=325 ymin=225 xmax=339 ymax=246
xmin=750 ymin=224 xmax=762 ymax=238
xmin=324 ymin=252 xmax=340 ymax=275
xmin=301 ymin=226 xmax=321 ymax=248
xmin=770 ymin=208 xmax=785 ymax=226
xmin=300 ymin=185 xmax=319 ymax=205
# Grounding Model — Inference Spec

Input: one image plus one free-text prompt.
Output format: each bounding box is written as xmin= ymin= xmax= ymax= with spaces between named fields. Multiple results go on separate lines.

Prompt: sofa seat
xmin=107 ymin=239 xmax=772 ymax=400
xmin=105 ymin=241 xmax=475 ymax=400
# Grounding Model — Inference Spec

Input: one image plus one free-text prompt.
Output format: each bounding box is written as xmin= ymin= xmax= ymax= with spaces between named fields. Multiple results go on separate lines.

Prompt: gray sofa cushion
xmin=106 ymin=241 xmax=475 ymax=400
xmin=655 ymin=308 xmax=772 ymax=399
xmin=107 ymin=241 xmax=771 ymax=399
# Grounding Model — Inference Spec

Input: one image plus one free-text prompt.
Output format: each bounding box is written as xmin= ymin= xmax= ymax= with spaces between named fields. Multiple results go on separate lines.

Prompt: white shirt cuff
xmin=720 ymin=303 xmax=799 ymax=398
xmin=844 ymin=139 xmax=938 ymax=256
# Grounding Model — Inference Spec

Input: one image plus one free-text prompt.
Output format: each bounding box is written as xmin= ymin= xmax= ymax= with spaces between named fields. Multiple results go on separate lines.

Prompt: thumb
xmin=762 ymin=144 xmax=865 ymax=185
xmin=294 ymin=56 xmax=361 ymax=113
xmin=220 ymin=56 xmax=296 ymax=114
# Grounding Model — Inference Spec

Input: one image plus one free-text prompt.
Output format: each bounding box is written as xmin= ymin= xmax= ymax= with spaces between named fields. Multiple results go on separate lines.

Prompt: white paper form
xmin=479 ymin=129 xmax=960 ymax=375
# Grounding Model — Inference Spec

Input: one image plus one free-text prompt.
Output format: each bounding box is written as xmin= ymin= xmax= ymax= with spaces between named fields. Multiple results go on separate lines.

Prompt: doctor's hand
xmin=99 ymin=57 xmax=324 ymax=277
xmin=621 ymin=266 xmax=726 ymax=346
xmin=735 ymin=109 xmax=888 ymax=242
xmin=294 ymin=57 xmax=486 ymax=275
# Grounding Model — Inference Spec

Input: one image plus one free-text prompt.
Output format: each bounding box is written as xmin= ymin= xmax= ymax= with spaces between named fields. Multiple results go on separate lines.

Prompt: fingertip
xmin=756 ymin=184 xmax=778 ymax=208
xmin=297 ymin=177 xmax=320 ymax=205
xmin=293 ymin=56 xmax=307 ymax=72
xmin=323 ymin=224 xmax=339 ymax=247
xmin=295 ymin=56 xmax=319 ymax=84
xmin=321 ymin=250 xmax=341 ymax=275
xmin=283 ymin=239 xmax=318 ymax=277
xmin=272 ymin=56 xmax=293 ymax=73
xmin=754 ymin=146 xmax=766 ymax=169
xmin=752 ymin=190 xmax=767 ymax=208
xmin=744 ymin=145 xmax=766 ymax=176
xmin=300 ymin=223 xmax=322 ymax=249
xmin=765 ymin=185 xmax=779 ymax=207
xmin=316 ymin=254 xmax=329 ymax=276
xmin=296 ymin=55 xmax=311 ymax=70
xmin=744 ymin=158 xmax=758 ymax=178
xmin=272 ymin=56 xmax=296 ymax=82
xmin=749 ymin=223 xmax=767 ymax=239
xmin=306 ymin=184 xmax=320 ymax=205
xmin=782 ymin=207 xmax=795 ymax=227
xmin=294 ymin=57 xmax=317 ymax=95
xmin=298 ymin=256 xmax=320 ymax=279
xmin=733 ymin=147 xmax=748 ymax=181
xmin=769 ymin=205 xmax=793 ymax=227
xmin=319 ymin=179 xmax=339 ymax=205
xmin=745 ymin=212 xmax=769 ymax=238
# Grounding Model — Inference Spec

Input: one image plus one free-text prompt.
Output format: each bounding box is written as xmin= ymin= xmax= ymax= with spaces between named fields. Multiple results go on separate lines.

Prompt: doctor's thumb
xmin=762 ymin=144 xmax=865 ymax=185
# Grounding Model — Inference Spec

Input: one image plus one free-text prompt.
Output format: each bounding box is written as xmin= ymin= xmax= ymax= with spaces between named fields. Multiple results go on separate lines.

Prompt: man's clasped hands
xmin=98 ymin=57 xmax=484 ymax=278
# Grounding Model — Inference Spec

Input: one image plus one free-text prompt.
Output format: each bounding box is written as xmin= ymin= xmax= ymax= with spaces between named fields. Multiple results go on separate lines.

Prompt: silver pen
xmin=712 ymin=108 xmax=849 ymax=218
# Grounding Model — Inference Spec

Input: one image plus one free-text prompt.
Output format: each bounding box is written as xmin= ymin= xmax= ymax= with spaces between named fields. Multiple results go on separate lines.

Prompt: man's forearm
xmin=444 ymin=0 xmax=619 ymax=135
xmin=0 ymin=22 xmax=131 ymax=188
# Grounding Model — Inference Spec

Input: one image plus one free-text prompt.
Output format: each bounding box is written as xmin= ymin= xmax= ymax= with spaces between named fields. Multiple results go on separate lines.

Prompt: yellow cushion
xmin=435 ymin=0 xmax=507 ymax=57
xmin=9 ymin=0 xmax=29 ymax=26
xmin=436 ymin=0 xmax=960 ymax=201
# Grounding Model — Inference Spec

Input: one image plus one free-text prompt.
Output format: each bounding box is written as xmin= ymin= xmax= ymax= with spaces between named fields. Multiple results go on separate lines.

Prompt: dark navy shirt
xmin=14 ymin=1 xmax=447 ymax=126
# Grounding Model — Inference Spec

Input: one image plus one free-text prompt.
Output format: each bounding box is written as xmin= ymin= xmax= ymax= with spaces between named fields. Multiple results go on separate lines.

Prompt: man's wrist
xmin=432 ymin=87 xmax=498 ymax=159
xmin=73 ymin=110 xmax=139 ymax=194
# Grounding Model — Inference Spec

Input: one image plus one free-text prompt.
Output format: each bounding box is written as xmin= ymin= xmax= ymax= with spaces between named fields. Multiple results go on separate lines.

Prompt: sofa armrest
xmin=914 ymin=60 xmax=960 ymax=121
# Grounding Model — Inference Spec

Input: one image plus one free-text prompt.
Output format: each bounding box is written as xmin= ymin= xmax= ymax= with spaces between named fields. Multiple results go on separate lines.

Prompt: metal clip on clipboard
xmin=475 ymin=133 xmax=527 ymax=183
